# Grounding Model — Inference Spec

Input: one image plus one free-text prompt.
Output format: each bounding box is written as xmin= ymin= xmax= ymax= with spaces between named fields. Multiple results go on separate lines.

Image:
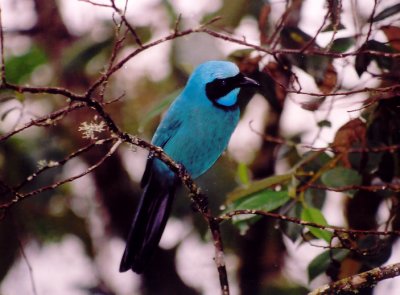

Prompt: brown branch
xmin=174 ymin=14 xmax=182 ymax=35
xmin=201 ymin=28 xmax=400 ymax=58
xmin=267 ymin=0 xmax=294 ymax=48
xmin=300 ymin=9 xmax=330 ymax=53
xmin=208 ymin=218 xmax=229 ymax=295
xmin=0 ymin=102 xmax=85 ymax=141
xmin=365 ymin=0 xmax=379 ymax=43
xmin=249 ymin=121 xmax=400 ymax=154
xmin=0 ymin=7 xmax=5 ymax=85
xmin=308 ymin=262 xmax=400 ymax=295
xmin=218 ymin=209 xmax=400 ymax=237
xmin=0 ymin=140 xmax=121 ymax=209
xmin=99 ymin=19 xmax=128 ymax=100
xmin=0 ymin=82 xmax=83 ymax=100
xmin=78 ymin=0 xmax=113 ymax=8
xmin=109 ymin=0 xmax=143 ymax=47
xmin=18 ymin=238 xmax=38 ymax=295
xmin=84 ymin=23 xmax=212 ymax=98
xmin=325 ymin=0 xmax=343 ymax=51
xmin=14 ymin=138 xmax=115 ymax=191
xmin=309 ymin=183 xmax=400 ymax=193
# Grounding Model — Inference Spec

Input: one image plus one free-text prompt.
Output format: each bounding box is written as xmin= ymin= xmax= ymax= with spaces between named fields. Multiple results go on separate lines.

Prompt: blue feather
xmin=120 ymin=60 xmax=258 ymax=273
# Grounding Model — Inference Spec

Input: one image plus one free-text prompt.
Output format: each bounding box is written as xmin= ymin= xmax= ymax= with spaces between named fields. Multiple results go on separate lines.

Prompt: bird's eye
xmin=206 ymin=74 xmax=242 ymax=102
xmin=206 ymin=74 xmax=243 ymax=103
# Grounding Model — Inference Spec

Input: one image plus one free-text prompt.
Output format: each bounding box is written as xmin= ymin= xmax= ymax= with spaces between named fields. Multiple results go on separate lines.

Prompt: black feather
xmin=119 ymin=166 xmax=177 ymax=273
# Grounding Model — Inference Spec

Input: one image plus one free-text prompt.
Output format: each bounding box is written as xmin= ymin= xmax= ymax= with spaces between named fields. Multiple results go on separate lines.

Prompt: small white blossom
xmin=37 ymin=160 xmax=59 ymax=169
xmin=37 ymin=160 xmax=48 ymax=169
xmin=78 ymin=120 xmax=106 ymax=140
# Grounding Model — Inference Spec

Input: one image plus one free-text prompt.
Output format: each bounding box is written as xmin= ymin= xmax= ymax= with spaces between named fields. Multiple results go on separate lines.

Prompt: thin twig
xmin=0 ymin=102 xmax=85 ymax=141
xmin=218 ymin=209 xmax=400 ymax=237
xmin=0 ymin=7 xmax=5 ymax=85
xmin=201 ymin=28 xmax=400 ymax=58
xmin=174 ymin=14 xmax=182 ymax=35
xmin=14 ymin=138 xmax=115 ymax=190
xmin=0 ymin=140 xmax=121 ymax=208
xmin=18 ymin=239 xmax=38 ymax=295
xmin=249 ymin=121 xmax=400 ymax=154
xmin=365 ymin=0 xmax=379 ymax=43
xmin=308 ymin=183 xmax=400 ymax=193
xmin=79 ymin=0 xmax=113 ymax=8
xmin=110 ymin=0 xmax=143 ymax=47
xmin=300 ymin=9 xmax=330 ymax=53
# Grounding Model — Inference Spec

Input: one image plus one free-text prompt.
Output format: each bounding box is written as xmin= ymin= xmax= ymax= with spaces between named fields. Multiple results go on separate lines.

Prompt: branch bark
xmin=309 ymin=263 xmax=400 ymax=295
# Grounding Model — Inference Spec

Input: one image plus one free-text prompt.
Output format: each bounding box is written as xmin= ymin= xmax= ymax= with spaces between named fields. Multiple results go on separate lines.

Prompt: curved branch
xmin=218 ymin=209 xmax=400 ymax=237
xmin=0 ymin=139 xmax=121 ymax=209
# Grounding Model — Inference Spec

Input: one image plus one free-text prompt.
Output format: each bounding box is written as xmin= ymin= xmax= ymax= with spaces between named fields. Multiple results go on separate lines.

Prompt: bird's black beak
xmin=239 ymin=75 xmax=260 ymax=88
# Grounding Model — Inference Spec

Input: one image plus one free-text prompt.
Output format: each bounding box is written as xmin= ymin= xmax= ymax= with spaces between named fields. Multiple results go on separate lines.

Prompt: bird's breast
xmin=164 ymin=106 xmax=239 ymax=179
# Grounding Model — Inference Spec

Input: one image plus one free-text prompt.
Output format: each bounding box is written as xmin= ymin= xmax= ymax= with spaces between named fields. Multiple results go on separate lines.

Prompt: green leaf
xmin=302 ymin=151 xmax=332 ymax=173
xmin=138 ymin=89 xmax=180 ymax=132
xmin=301 ymin=207 xmax=332 ymax=242
xmin=321 ymin=167 xmax=362 ymax=195
xmin=233 ymin=190 xmax=290 ymax=211
xmin=304 ymin=188 xmax=326 ymax=210
xmin=280 ymin=27 xmax=314 ymax=49
xmin=229 ymin=190 xmax=290 ymax=234
xmin=281 ymin=27 xmax=334 ymax=85
xmin=211 ymin=0 xmax=249 ymax=28
xmin=282 ymin=202 xmax=303 ymax=242
xmin=5 ymin=45 xmax=47 ymax=84
xmin=236 ymin=163 xmax=250 ymax=185
xmin=227 ymin=173 xmax=292 ymax=203
xmin=63 ymin=37 xmax=113 ymax=75
xmin=372 ymin=3 xmax=400 ymax=22
xmin=317 ymin=120 xmax=332 ymax=128
xmin=329 ymin=37 xmax=355 ymax=53
xmin=308 ymin=249 xmax=350 ymax=282
xmin=228 ymin=49 xmax=254 ymax=61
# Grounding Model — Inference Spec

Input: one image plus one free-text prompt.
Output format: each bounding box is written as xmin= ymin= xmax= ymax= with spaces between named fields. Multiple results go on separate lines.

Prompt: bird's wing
xmin=140 ymin=115 xmax=182 ymax=187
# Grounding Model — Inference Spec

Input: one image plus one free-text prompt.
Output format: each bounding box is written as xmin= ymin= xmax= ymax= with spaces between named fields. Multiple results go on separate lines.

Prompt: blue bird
xmin=119 ymin=60 xmax=259 ymax=273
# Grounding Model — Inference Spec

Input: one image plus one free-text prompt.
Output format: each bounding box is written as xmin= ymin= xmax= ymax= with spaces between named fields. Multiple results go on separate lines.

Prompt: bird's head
xmin=184 ymin=61 xmax=259 ymax=109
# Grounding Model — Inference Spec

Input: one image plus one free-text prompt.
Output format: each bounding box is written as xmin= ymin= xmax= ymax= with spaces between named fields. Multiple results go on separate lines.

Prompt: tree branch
xmin=218 ymin=209 xmax=400 ymax=237
xmin=309 ymin=263 xmax=400 ymax=295
xmin=0 ymin=139 xmax=121 ymax=209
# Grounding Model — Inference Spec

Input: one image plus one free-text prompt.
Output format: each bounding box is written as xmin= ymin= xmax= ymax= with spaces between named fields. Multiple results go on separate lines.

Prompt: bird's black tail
xmin=119 ymin=172 xmax=176 ymax=273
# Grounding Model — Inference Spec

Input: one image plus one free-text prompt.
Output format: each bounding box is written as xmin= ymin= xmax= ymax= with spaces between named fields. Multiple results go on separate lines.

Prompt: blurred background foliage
xmin=1 ymin=0 xmax=400 ymax=295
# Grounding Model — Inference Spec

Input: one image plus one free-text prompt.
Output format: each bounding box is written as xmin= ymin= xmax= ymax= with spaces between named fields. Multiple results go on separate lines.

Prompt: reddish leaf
xmin=381 ymin=25 xmax=400 ymax=51
xmin=258 ymin=4 xmax=271 ymax=44
xmin=332 ymin=118 xmax=367 ymax=167
xmin=317 ymin=63 xmax=337 ymax=94
xmin=300 ymin=97 xmax=326 ymax=111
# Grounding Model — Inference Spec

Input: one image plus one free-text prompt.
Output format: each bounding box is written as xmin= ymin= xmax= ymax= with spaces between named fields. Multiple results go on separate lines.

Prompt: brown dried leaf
xmin=300 ymin=97 xmax=326 ymax=111
xmin=317 ymin=63 xmax=337 ymax=94
xmin=381 ymin=25 xmax=400 ymax=51
xmin=236 ymin=55 xmax=262 ymax=74
xmin=332 ymin=118 xmax=367 ymax=167
xmin=258 ymin=4 xmax=271 ymax=44
xmin=264 ymin=62 xmax=291 ymax=105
